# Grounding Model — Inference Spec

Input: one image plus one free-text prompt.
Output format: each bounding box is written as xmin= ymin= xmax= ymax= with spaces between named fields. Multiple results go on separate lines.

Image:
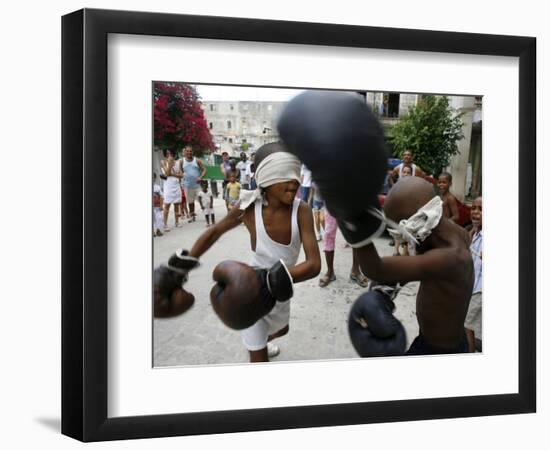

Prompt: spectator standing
xmin=236 ymin=152 xmax=251 ymax=189
xmin=160 ymin=149 xmax=182 ymax=231
xmin=181 ymin=145 xmax=207 ymax=223
xmin=465 ymin=196 xmax=483 ymax=352
xmin=247 ymin=152 xmax=257 ymax=190
xmin=220 ymin=152 xmax=232 ymax=204
xmin=152 ymin=173 xmax=164 ymax=237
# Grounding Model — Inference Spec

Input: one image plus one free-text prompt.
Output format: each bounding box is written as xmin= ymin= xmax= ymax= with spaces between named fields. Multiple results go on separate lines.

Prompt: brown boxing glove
xmin=153 ymin=265 xmax=195 ymax=318
xmin=210 ymin=260 xmax=293 ymax=330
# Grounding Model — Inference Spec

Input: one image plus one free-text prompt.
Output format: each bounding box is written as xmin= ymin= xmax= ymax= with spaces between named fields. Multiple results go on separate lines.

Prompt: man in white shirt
xmin=236 ymin=152 xmax=251 ymax=190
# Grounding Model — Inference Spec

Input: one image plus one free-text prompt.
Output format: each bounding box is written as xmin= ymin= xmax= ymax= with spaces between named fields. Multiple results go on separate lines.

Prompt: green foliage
xmin=390 ymin=96 xmax=464 ymax=176
xmin=240 ymin=142 xmax=250 ymax=152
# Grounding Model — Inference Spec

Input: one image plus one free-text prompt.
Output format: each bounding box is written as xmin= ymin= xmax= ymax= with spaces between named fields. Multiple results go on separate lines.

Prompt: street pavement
xmin=153 ymin=196 xmax=420 ymax=367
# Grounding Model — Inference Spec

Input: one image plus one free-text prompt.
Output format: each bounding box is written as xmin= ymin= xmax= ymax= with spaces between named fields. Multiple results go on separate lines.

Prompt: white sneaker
xmin=316 ymin=233 xmax=323 ymax=241
xmin=267 ymin=342 xmax=280 ymax=358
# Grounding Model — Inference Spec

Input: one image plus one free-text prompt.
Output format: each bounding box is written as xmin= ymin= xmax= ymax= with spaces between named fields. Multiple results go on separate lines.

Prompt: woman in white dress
xmin=160 ymin=150 xmax=183 ymax=231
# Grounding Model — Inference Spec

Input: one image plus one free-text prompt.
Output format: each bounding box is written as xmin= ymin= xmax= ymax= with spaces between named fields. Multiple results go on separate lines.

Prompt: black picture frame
xmin=61 ymin=8 xmax=536 ymax=442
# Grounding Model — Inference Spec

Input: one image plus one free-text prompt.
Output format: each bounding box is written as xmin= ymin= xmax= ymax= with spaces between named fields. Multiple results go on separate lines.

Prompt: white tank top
xmin=250 ymin=198 xmax=302 ymax=269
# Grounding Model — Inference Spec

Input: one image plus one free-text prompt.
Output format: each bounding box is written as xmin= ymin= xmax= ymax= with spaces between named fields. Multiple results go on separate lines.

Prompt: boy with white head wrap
xmin=155 ymin=142 xmax=321 ymax=363
xmin=239 ymin=149 xmax=302 ymax=210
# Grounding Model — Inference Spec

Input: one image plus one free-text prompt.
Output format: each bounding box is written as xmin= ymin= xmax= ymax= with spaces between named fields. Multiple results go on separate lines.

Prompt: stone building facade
xmin=202 ymin=101 xmax=286 ymax=156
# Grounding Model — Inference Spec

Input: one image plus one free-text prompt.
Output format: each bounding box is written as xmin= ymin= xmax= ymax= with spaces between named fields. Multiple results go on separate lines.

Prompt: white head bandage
xmin=384 ymin=196 xmax=443 ymax=245
xmin=239 ymin=152 xmax=302 ymax=209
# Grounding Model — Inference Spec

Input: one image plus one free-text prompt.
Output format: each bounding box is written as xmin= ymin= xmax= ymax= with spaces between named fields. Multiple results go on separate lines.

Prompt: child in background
xmin=225 ymin=174 xmax=241 ymax=210
xmin=152 ymin=173 xmax=164 ymax=237
xmin=438 ymin=172 xmax=460 ymax=223
xmin=223 ymin=160 xmax=240 ymax=210
xmin=465 ymin=196 xmax=483 ymax=352
xmin=401 ymin=165 xmax=413 ymax=178
xmin=197 ymin=180 xmax=215 ymax=227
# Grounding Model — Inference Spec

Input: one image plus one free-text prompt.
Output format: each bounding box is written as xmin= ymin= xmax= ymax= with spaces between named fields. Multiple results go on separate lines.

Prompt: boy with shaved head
xmin=276 ymin=90 xmax=473 ymax=356
xmin=355 ymin=176 xmax=474 ymax=355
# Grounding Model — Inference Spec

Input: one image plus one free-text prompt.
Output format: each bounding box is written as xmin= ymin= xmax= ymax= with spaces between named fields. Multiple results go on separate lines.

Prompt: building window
xmin=267 ymin=104 xmax=272 ymax=111
xmin=227 ymin=120 xmax=232 ymax=130
xmin=209 ymin=122 xmax=213 ymax=129
xmin=380 ymin=93 xmax=400 ymax=118
xmin=210 ymin=104 xmax=216 ymax=111
xmin=230 ymin=104 xmax=234 ymax=110
xmin=243 ymin=104 xmax=249 ymax=111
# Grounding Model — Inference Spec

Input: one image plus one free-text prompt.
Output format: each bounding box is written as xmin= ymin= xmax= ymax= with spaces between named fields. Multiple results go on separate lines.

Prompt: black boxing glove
xmin=278 ymin=91 xmax=388 ymax=247
xmin=348 ymin=288 xmax=406 ymax=357
xmin=210 ymin=259 xmax=293 ymax=330
xmin=257 ymin=259 xmax=294 ymax=302
xmin=335 ymin=196 xmax=386 ymax=247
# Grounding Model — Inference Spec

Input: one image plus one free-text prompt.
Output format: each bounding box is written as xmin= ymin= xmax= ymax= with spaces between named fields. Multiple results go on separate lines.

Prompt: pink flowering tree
xmin=153 ymin=82 xmax=215 ymax=156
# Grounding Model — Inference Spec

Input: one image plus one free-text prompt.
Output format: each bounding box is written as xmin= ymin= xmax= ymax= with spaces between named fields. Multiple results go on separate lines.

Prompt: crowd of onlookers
xmin=153 ymin=149 xmax=257 ymax=237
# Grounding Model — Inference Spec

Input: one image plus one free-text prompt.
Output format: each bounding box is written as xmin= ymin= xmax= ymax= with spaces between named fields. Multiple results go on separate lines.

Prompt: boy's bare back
xmin=414 ymin=221 xmax=473 ymax=348
xmin=357 ymin=177 xmax=473 ymax=351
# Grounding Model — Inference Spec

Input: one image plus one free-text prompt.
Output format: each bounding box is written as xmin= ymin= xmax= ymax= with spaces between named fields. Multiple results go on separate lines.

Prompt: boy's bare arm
xmin=189 ymin=206 xmax=243 ymax=258
xmin=289 ymin=203 xmax=321 ymax=283
xmin=448 ymin=195 xmax=460 ymax=223
xmin=356 ymin=243 xmax=458 ymax=284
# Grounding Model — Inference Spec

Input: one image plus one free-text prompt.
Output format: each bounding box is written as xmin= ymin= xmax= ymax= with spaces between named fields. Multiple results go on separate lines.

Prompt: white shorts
xmin=202 ymin=207 xmax=213 ymax=216
xmin=184 ymin=187 xmax=200 ymax=203
xmin=240 ymin=301 xmax=291 ymax=351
